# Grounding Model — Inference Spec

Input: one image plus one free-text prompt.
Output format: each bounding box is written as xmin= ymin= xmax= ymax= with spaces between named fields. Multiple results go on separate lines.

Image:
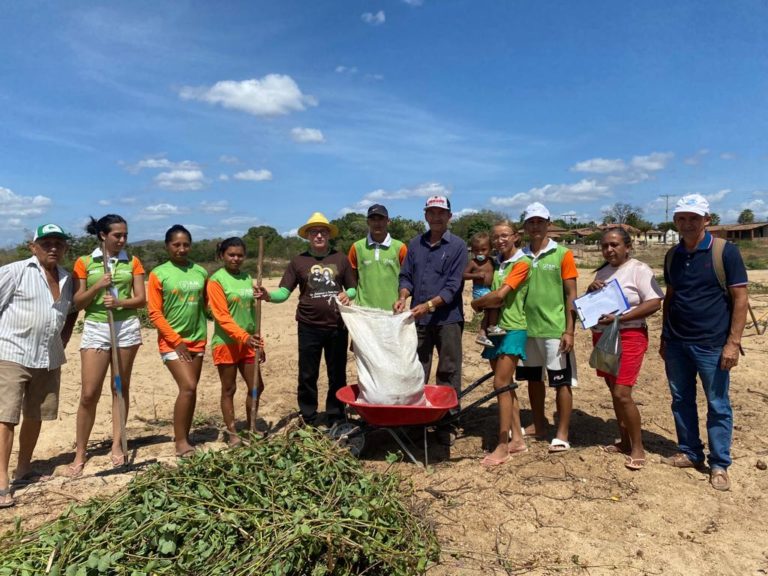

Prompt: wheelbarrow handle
xmin=458 ymin=371 xmax=495 ymax=400
xmin=448 ymin=382 xmax=518 ymax=423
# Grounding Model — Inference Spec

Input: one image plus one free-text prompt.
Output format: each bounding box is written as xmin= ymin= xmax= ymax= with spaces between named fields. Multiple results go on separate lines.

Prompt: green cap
xmin=33 ymin=223 xmax=70 ymax=242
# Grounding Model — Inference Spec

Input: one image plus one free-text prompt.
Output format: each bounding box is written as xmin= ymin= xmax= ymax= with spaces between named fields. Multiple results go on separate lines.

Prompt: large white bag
xmin=337 ymin=301 xmax=426 ymax=405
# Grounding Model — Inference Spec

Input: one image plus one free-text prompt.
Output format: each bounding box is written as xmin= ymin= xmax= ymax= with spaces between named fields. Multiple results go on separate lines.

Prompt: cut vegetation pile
xmin=0 ymin=428 xmax=439 ymax=576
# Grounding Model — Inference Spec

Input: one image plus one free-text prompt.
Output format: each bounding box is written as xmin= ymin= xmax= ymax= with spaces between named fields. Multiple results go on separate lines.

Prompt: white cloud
xmin=335 ymin=65 xmax=358 ymax=74
xmin=570 ymin=158 xmax=626 ymax=174
xmin=219 ymin=155 xmax=240 ymax=164
xmin=361 ymin=11 xmax=386 ymax=25
xmin=403 ymin=0 xmax=424 ymax=5
xmin=291 ymin=127 xmax=325 ymax=144
xmin=707 ymin=189 xmax=731 ymax=202
xmin=220 ymin=215 xmax=261 ymax=226
xmin=453 ymin=208 xmax=479 ymax=218
xmin=490 ymin=179 xmax=611 ymax=208
xmin=283 ymin=227 xmax=300 ymax=238
xmin=136 ymin=202 xmax=189 ymax=221
xmin=123 ymin=156 xmax=200 ymax=174
xmin=219 ymin=174 xmax=230 ymax=181
xmin=0 ymin=186 xmax=52 ymax=217
xmin=684 ymin=148 xmax=709 ymax=166
xmin=233 ymin=169 xmax=272 ymax=182
xmin=154 ymin=169 xmax=206 ymax=191
xmin=365 ymin=73 xmax=384 ymax=81
xmin=720 ymin=152 xmax=736 ymax=160
xmin=340 ymin=182 xmax=451 ymax=215
xmin=179 ymin=74 xmax=317 ymax=117
xmin=200 ymin=200 xmax=229 ymax=213
xmin=630 ymin=152 xmax=673 ymax=172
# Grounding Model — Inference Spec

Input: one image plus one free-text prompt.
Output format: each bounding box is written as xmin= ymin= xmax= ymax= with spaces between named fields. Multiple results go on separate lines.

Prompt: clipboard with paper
xmin=574 ymin=279 xmax=631 ymax=329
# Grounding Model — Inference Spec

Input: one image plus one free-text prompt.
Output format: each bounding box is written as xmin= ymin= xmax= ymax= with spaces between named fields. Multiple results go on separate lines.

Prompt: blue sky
xmin=1 ymin=1 xmax=767 ymax=246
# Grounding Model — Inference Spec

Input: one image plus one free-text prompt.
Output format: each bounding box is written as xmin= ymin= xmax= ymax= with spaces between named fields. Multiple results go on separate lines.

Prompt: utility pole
xmin=659 ymin=194 xmax=674 ymax=223
xmin=658 ymin=194 xmax=675 ymax=244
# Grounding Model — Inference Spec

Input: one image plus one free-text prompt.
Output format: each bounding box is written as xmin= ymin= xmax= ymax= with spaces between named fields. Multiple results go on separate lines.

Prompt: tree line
xmin=0 ymin=205 xmax=759 ymax=272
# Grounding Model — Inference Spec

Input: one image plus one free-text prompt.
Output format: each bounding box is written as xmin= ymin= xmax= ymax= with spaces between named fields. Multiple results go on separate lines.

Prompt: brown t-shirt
xmin=279 ymin=250 xmax=357 ymax=328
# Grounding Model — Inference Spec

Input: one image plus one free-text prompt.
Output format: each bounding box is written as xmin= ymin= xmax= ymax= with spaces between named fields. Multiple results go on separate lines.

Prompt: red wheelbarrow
xmin=331 ymin=371 xmax=514 ymax=466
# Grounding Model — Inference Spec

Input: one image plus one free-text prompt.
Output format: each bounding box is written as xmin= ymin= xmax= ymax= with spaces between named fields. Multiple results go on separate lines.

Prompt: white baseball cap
xmin=424 ymin=195 xmax=451 ymax=211
xmin=673 ymin=194 xmax=710 ymax=217
xmin=523 ymin=202 xmax=550 ymax=221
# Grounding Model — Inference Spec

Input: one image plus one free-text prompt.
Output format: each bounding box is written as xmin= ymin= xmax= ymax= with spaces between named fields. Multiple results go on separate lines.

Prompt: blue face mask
xmin=474 ymin=254 xmax=487 ymax=262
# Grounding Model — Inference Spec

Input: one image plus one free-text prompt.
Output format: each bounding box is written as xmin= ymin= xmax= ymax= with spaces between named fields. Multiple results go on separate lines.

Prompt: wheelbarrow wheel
xmin=328 ymin=422 xmax=365 ymax=458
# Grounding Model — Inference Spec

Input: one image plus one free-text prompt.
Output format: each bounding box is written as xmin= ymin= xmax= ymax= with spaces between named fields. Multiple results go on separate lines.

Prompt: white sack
xmin=337 ymin=301 xmax=425 ymax=405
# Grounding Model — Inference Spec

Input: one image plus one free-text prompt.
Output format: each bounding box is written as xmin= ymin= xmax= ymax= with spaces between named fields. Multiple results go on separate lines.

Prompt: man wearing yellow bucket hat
xmin=256 ymin=212 xmax=356 ymax=427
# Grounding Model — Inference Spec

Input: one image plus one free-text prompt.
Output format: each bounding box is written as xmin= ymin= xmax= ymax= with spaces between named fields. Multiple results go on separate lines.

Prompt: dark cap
xmin=367 ymin=204 xmax=389 ymax=218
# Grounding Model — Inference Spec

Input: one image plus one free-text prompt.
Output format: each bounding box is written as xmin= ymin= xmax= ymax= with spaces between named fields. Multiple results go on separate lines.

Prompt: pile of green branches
xmin=0 ymin=428 xmax=439 ymax=575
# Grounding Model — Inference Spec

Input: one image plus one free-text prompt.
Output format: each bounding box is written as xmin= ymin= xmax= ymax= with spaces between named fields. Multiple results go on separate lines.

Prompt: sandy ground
xmin=2 ymin=270 xmax=768 ymax=575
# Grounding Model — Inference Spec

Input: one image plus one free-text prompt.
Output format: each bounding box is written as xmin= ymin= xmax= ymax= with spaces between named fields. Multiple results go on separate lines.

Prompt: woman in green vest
xmin=69 ymin=214 xmax=146 ymax=476
xmin=207 ymin=237 xmax=264 ymax=446
xmin=471 ymin=221 xmax=531 ymax=466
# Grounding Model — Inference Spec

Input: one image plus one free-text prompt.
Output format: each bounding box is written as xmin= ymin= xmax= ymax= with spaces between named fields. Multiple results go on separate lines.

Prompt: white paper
xmin=574 ymin=279 xmax=630 ymax=329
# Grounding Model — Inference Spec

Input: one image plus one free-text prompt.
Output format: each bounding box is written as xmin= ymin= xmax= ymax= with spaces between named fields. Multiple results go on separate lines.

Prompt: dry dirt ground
xmin=2 ymin=272 xmax=767 ymax=576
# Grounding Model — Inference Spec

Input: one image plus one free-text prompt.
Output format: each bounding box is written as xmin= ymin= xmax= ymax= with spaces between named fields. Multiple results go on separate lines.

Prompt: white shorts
xmin=161 ymin=350 xmax=205 ymax=363
xmin=516 ymin=337 xmax=578 ymax=387
xmin=80 ymin=317 xmax=143 ymax=350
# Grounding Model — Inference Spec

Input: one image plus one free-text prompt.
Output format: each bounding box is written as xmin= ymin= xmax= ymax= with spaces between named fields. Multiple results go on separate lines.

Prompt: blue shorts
xmin=472 ymin=286 xmax=491 ymax=300
xmin=481 ymin=329 xmax=527 ymax=360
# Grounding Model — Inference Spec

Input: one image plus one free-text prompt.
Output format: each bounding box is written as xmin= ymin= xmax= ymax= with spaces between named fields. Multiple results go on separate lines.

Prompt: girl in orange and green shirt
xmin=147 ymin=225 xmax=208 ymax=458
xmin=206 ymin=237 xmax=264 ymax=445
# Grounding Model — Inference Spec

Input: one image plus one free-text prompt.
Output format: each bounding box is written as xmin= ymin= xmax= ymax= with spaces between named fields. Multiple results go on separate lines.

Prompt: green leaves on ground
xmin=0 ymin=428 xmax=439 ymax=575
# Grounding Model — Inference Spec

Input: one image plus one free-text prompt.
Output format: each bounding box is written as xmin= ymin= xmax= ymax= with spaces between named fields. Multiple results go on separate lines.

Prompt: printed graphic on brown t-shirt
xmin=308 ymin=264 xmax=340 ymax=299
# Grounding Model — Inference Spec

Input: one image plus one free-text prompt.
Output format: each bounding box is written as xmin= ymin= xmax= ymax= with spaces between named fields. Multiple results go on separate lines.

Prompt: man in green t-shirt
xmin=515 ymin=202 xmax=578 ymax=453
xmin=348 ymin=204 xmax=407 ymax=311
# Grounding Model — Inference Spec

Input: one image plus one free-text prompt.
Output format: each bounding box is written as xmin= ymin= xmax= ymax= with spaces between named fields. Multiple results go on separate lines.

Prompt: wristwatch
xmin=426 ymin=300 xmax=435 ymax=313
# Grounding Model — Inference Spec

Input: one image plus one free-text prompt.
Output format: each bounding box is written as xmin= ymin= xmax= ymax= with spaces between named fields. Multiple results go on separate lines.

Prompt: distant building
xmin=709 ymin=222 xmax=768 ymax=242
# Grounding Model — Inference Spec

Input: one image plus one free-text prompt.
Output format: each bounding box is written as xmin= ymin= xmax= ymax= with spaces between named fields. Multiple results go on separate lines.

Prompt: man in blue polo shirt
xmin=660 ymin=194 xmax=748 ymax=491
xmin=395 ymin=195 xmax=466 ymax=445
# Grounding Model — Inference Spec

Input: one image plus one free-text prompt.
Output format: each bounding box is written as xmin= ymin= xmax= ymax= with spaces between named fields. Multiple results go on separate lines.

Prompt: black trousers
xmin=297 ymin=322 xmax=348 ymax=423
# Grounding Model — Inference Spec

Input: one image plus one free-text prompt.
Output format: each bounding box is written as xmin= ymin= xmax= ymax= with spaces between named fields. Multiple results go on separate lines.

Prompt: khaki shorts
xmin=0 ymin=360 xmax=61 ymax=424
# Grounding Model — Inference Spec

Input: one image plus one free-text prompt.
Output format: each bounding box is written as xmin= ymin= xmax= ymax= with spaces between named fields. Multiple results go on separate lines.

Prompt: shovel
xmin=250 ymin=236 xmax=264 ymax=432
xmin=102 ymin=242 xmax=129 ymax=461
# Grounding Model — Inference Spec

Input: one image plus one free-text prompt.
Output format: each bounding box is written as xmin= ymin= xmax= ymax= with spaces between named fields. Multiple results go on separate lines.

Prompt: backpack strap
xmin=711 ymin=237 xmax=727 ymax=293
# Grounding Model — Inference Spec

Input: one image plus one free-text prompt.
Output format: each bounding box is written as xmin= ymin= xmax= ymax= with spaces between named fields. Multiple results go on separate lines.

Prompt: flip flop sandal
xmin=11 ymin=471 xmax=52 ymax=487
xmin=548 ymin=438 xmax=571 ymax=453
xmin=602 ymin=443 xmax=630 ymax=455
xmin=0 ymin=488 xmax=15 ymax=509
xmin=176 ymin=448 xmax=197 ymax=459
xmin=111 ymin=453 xmax=127 ymax=468
xmin=624 ymin=457 xmax=646 ymax=471
xmin=67 ymin=461 xmax=86 ymax=478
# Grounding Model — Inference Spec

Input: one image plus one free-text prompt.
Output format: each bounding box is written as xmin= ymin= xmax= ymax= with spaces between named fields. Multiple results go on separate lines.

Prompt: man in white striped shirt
xmin=0 ymin=224 xmax=77 ymax=508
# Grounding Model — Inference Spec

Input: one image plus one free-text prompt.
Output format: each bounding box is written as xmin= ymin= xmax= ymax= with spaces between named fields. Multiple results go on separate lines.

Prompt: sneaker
xmin=486 ymin=325 xmax=507 ymax=337
xmin=475 ymin=335 xmax=495 ymax=348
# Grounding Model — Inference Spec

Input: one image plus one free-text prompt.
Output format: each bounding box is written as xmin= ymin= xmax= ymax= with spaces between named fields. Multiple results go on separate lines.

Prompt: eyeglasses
xmin=307 ymin=228 xmax=329 ymax=237
xmin=35 ymin=239 xmax=68 ymax=251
